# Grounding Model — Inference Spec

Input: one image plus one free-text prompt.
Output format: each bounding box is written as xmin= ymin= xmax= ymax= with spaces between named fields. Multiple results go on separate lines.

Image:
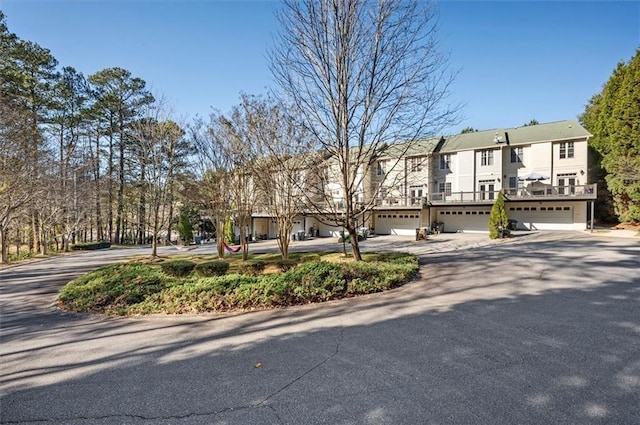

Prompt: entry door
xmin=410 ymin=187 xmax=423 ymax=206
xmin=558 ymin=177 xmax=576 ymax=195
xmin=480 ymin=183 xmax=495 ymax=200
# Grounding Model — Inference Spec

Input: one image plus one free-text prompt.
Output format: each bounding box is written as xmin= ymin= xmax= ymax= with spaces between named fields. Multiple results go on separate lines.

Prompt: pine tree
xmin=489 ymin=192 xmax=509 ymax=239
xmin=581 ymin=49 xmax=640 ymax=223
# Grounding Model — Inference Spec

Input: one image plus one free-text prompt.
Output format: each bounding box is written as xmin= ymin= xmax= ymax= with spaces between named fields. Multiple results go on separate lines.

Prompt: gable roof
xmin=437 ymin=120 xmax=591 ymax=153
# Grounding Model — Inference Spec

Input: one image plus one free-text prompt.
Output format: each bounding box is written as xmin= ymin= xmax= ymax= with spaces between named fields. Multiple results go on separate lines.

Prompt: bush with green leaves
xmin=71 ymin=241 xmax=111 ymax=250
xmin=240 ymin=261 xmax=265 ymax=276
xmin=58 ymin=252 xmax=419 ymax=315
xmin=160 ymin=260 xmax=196 ymax=277
xmin=195 ymin=260 xmax=229 ymax=277
xmin=488 ymin=191 xmax=509 ymax=239
xmin=276 ymin=259 xmax=297 ymax=272
xmin=58 ymin=263 xmax=165 ymax=313
xmin=300 ymin=253 xmax=321 ymax=263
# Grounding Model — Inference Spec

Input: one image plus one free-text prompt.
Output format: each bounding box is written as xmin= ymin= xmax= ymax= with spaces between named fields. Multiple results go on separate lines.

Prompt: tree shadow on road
xmin=2 ymin=235 xmax=639 ymax=424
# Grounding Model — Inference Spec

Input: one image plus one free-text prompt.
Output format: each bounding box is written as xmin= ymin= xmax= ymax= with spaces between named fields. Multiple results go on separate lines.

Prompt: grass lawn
xmin=57 ymin=251 xmax=419 ymax=316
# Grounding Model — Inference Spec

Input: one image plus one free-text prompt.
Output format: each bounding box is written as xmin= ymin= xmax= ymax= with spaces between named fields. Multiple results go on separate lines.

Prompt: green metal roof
xmin=437 ymin=120 xmax=591 ymax=153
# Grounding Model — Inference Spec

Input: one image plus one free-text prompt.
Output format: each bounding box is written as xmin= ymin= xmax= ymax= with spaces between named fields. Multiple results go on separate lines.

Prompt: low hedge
xmin=195 ymin=260 xmax=230 ymax=277
xmin=58 ymin=252 xmax=419 ymax=315
xmin=275 ymin=259 xmax=297 ymax=272
xmin=71 ymin=241 xmax=111 ymax=250
xmin=161 ymin=260 xmax=196 ymax=277
xmin=240 ymin=261 xmax=265 ymax=276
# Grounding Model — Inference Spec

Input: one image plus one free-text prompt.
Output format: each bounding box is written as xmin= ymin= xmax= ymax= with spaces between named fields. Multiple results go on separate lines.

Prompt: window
xmin=509 ymin=177 xmax=517 ymax=188
xmin=438 ymin=183 xmax=445 ymax=194
xmin=445 ymin=182 xmax=452 ymax=196
xmin=510 ymin=147 xmax=523 ymax=163
xmin=560 ymin=142 xmax=575 ymax=159
xmin=410 ymin=157 xmax=423 ymax=172
xmin=481 ymin=150 xmax=494 ymax=166
xmin=376 ymin=161 xmax=387 ymax=176
xmin=557 ymin=173 xmax=576 ymax=195
xmin=439 ymin=154 xmax=451 ymax=170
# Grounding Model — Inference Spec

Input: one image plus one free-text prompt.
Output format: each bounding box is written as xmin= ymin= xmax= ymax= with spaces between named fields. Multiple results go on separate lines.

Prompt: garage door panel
xmin=508 ymin=206 xmax=573 ymax=231
xmin=437 ymin=210 xmax=491 ymax=233
xmin=375 ymin=212 xmax=420 ymax=235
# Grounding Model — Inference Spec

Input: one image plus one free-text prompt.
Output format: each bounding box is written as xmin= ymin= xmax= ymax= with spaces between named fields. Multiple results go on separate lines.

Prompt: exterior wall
xmin=502 ymin=144 xmax=529 ymax=190
xmin=454 ymin=151 xmax=475 ymax=193
xmin=252 ymin=218 xmax=272 ymax=239
xmin=529 ymin=142 xmax=554 ymax=177
xmin=551 ymin=139 xmax=589 ymax=186
xmin=474 ymin=147 xmax=502 ymax=192
xmin=405 ymin=155 xmax=431 ymax=201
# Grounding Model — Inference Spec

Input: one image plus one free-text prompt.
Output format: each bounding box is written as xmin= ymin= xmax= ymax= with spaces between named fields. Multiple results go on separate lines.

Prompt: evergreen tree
xmin=177 ymin=208 xmax=194 ymax=245
xmin=488 ymin=191 xmax=509 ymax=239
xmin=581 ymin=49 xmax=640 ymax=223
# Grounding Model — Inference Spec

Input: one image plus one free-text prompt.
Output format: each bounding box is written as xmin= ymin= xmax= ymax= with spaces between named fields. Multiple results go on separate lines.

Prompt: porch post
xmin=590 ymin=200 xmax=595 ymax=233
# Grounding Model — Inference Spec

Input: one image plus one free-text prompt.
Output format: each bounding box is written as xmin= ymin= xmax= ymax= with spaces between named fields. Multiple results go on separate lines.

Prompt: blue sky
xmin=1 ymin=0 xmax=638 ymax=134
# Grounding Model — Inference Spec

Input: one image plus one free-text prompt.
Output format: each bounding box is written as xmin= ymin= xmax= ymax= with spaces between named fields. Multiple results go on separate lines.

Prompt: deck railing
xmin=372 ymin=183 xmax=597 ymax=207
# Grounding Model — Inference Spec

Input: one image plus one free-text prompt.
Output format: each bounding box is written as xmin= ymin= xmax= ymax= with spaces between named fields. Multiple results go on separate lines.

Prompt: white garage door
xmin=375 ymin=212 xmax=421 ymax=236
xmin=508 ymin=205 xmax=573 ymax=230
xmin=437 ymin=210 xmax=491 ymax=233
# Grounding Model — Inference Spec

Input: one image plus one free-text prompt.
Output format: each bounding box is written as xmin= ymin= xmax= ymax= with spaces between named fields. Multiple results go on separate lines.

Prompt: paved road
xmin=1 ymin=232 xmax=639 ymax=424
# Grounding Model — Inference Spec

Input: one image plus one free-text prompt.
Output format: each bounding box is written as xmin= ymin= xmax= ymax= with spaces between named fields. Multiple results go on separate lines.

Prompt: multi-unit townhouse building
xmin=249 ymin=120 xmax=597 ymax=239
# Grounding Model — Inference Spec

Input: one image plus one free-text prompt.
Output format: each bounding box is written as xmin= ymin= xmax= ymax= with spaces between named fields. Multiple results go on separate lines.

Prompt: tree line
xmin=1 ymin=0 xmax=459 ymax=264
xmin=4 ymin=1 xmax=632 ymax=265
xmin=0 ymin=11 xmax=195 ymax=262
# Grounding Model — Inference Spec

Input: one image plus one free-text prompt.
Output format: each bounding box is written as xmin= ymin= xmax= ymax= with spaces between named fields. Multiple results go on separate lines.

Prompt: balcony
xmin=371 ymin=183 xmax=597 ymax=208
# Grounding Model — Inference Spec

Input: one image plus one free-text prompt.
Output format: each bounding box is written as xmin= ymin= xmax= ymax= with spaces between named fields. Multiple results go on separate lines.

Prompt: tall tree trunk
xmin=107 ymin=131 xmax=114 ymax=243
xmin=137 ymin=162 xmax=146 ymax=245
xmin=31 ymin=212 xmax=40 ymax=254
xmin=115 ymin=116 xmax=125 ymax=245
xmin=216 ymin=217 xmax=225 ymax=259
xmin=0 ymin=226 xmax=8 ymax=264
xmin=165 ymin=185 xmax=174 ymax=245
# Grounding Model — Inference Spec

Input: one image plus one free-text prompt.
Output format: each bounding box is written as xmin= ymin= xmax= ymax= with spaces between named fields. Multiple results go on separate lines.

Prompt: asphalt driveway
xmin=1 ymin=232 xmax=639 ymax=424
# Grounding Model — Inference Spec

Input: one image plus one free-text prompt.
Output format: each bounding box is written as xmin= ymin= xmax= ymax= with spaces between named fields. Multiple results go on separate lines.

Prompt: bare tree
xmin=270 ymin=0 xmax=458 ymax=260
xmin=243 ymin=94 xmax=314 ymax=260
xmin=190 ymin=117 xmax=235 ymax=259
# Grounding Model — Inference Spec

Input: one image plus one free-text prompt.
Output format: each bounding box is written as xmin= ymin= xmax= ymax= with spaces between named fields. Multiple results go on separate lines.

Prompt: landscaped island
xmin=57 ymin=252 xmax=419 ymax=315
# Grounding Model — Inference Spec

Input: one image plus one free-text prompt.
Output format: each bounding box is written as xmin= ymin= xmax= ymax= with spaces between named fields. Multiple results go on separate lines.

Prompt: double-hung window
xmin=439 ymin=154 xmax=451 ymax=170
xmin=559 ymin=142 xmax=574 ymax=159
xmin=376 ymin=161 xmax=387 ymax=176
xmin=438 ymin=182 xmax=451 ymax=196
xmin=510 ymin=147 xmax=523 ymax=163
xmin=410 ymin=157 xmax=423 ymax=172
xmin=481 ymin=150 xmax=494 ymax=166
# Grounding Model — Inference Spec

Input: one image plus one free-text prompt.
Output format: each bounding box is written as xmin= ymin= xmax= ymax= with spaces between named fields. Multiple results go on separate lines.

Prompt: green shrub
xmin=58 ymin=263 xmax=165 ymax=313
xmin=161 ymin=260 xmax=196 ymax=277
xmin=58 ymin=252 xmax=419 ymax=315
xmin=300 ymin=253 xmax=321 ymax=263
xmin=195 ymin=260 xmax=229 ymax=277
xmin=489 ymin=191 xmax=509 ymax=239
xmin=284 ymin=261 xmax=346 ymax=302
xmin=276 ymin=259 xmax=297 ymax=272
xmin=240 ymin=261 xmax=265 ymax=276
xmin=71 ymin=241 xmax=111 ymax=250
